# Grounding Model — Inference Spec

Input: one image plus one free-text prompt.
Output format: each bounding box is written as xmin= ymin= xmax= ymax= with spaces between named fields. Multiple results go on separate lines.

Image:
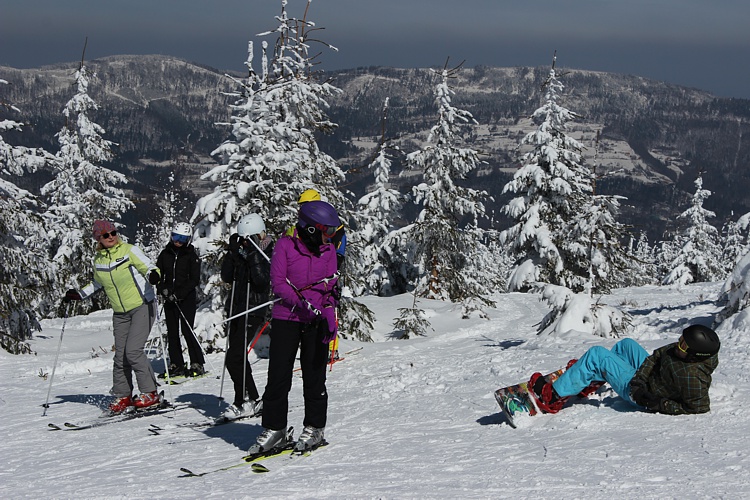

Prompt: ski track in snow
xmin=2 ymin=283 xmax=750 ymax=498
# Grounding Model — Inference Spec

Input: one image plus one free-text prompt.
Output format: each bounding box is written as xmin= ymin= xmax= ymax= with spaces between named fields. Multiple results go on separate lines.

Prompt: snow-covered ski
xmin=179 ymin=428 xmax=296 ymax=477
xmin=179 ymin=447 xmax=296 ymax=477
xmin=48 ymin=397 xmax=188 ymax=431
xmin=250 ymin=440 xmax=329 ymax=473
xmin=147 ymin=408 xmax=261 ymax=434
xmin=161 ymin=372 xmax=214 ymax=385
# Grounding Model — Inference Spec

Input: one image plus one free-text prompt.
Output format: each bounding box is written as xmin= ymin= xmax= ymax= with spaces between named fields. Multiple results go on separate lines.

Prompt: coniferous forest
xmin=3 ymin=1 xmax=750 ymax=352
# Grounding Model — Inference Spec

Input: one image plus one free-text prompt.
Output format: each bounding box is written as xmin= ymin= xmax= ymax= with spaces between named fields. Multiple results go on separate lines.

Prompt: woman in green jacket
xmin=65 ymin=220 xmax=163 ymax=414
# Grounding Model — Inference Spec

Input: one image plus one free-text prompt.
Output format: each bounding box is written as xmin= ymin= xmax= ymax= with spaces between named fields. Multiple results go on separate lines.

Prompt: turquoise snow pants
xmin=551 ymin=338 xmax=649 ymax=407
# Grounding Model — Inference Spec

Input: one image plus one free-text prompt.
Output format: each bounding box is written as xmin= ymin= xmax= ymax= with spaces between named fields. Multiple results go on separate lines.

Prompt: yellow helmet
xmin=298 ymin=189 xmax=321 ymax=204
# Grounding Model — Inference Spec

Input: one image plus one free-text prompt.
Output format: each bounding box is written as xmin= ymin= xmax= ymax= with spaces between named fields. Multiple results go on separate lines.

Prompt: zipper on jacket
xmin=106 ymin=249 xmax=126 ymax=311
xmin=171 ymin=247 xmax=179 ymax=291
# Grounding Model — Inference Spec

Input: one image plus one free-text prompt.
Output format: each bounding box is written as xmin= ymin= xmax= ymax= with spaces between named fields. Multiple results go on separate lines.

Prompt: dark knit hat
xmin=92 ymin=219 xmax=116 ymax=241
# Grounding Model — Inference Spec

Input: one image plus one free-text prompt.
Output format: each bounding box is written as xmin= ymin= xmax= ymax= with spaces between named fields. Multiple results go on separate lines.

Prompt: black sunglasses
xmin=100 ymin=230 xmax=118 ymax=240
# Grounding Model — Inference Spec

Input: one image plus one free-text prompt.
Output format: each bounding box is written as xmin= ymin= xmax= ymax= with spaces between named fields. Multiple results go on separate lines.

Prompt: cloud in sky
xmin=1 ymin=0 xmax=749 ymax=99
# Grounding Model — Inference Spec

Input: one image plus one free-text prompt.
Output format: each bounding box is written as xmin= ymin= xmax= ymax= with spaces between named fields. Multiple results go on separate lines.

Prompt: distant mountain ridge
xmin=2 ymin=55 xmax=749 ymax=240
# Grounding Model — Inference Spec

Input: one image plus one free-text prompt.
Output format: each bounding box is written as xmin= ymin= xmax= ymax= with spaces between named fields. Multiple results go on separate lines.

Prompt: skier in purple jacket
xmin=248 ymin=200 xmax=340 ymax=455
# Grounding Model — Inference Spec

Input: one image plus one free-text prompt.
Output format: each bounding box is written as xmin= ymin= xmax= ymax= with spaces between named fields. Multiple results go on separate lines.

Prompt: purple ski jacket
xmin=270 ymin=234 xmax=339 ymax=324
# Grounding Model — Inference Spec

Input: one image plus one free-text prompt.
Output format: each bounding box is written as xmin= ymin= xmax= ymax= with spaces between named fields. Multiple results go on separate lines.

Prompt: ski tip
xmin=178 ymin=467 xmax=198 ymax=478
xmin=251 ymin=463 xmax=270 ymax=473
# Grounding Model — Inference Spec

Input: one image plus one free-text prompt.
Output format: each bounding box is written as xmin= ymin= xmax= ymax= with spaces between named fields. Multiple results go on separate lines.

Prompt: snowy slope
xmin=2 ymin=283 xmax=749 ymax=499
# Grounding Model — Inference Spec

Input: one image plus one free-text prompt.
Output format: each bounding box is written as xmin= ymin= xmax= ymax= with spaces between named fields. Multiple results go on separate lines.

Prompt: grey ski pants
xmin=111 ymin=301 xmax=157 ymax=397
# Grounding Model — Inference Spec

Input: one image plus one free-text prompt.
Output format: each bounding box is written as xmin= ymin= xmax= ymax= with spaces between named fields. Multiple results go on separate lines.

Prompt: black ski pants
xmin=262 ymin=318 xmax=329 ymax=431
xmin=226 ymin=315 xmax=264 ymax=407
xmin=163 ymin=296 xmax=204 ymax=368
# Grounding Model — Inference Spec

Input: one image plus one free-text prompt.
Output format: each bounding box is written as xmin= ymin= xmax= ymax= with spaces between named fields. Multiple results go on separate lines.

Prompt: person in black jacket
xmin=156 ymin=222 xmax=204 ymax=378
xmin=219 ymin=213 xmax=274 ymax=421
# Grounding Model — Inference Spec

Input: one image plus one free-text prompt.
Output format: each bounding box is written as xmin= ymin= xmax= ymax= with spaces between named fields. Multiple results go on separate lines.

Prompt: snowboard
xmin=494 ymin=368 xmax=566 ymax=428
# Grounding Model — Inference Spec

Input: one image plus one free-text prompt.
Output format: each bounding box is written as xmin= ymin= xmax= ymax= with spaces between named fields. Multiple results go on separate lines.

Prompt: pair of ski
xmin=48 ymin=394 xmax=186 ymax=431
xmin=160 ymin=371 xmax=213 ymax=385
xmin=179 ymin=428 xmax=328 ymax=477
xmin=148 ymin=407 xmax=262 ymax=434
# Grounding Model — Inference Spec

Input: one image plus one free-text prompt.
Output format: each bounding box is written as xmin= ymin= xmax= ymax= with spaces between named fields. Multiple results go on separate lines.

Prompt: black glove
xmin=161 ymin=289 xmax=177 ymax=303
xmin=631 ymin=385 xmax=662 ymax=411
xmin=229 ymin=233 xmax=241 ymax=252
xmin=64 ymin=289 xmax=82 ymax=303
xmin=148 ymin=270 xmax=160 ymax=285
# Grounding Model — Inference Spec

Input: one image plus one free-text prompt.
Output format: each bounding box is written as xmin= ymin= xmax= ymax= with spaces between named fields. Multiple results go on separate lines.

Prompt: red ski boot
xmin=108 ymin=395 xmax=134 ymax=414
xmin=529 ymin=372 xmax=569 ymax=414
xmin=133 ymin=391 xmax=161 ymax=409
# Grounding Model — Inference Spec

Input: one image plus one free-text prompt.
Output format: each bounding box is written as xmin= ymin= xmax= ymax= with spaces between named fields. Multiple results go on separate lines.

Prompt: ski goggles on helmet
xmin=677 ymin=336 xmax=689 ymax=354
xmin=302 ymin=223 xmax=337 ymax=237
xmin=316 ymin=223 xmax=337 ymax=237
xmin=171 ymin=233 xmax=190 ymax=244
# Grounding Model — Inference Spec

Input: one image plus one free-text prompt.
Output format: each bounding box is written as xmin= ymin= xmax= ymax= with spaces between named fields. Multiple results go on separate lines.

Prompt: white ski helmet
xmin=172 ymin=222 xmax=192 ymax=237
xmin=237 ymin=213 xmax=265 ymax=238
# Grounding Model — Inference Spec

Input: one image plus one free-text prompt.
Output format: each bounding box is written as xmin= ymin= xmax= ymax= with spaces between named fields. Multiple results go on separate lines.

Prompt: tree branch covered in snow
xmin=536 ymin=284 xmax=631 ymax=338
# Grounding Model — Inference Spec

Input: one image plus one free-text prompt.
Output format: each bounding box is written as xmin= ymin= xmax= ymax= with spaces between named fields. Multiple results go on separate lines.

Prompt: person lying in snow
xmin=530 ymin=324 xmax=720 ymax=415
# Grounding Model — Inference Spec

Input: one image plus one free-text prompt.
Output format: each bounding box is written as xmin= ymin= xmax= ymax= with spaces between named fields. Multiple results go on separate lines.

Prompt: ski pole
xmin=241 ymin=282 xmax=251 ymax=406
xmin=246 ymin=236 xmax=271 ymax=264
xmin=174 ymin=301 xmax=219 ymax=376
xmin=286 ymin=278 xmax=322 ymax=315
xmin=222 ymin=298 xmax=281 ymax=323
xmin=152 ymin=299 xmax=175 ymax=406
xmin=328 ymin=309 xmax=339 ymax=372
xmin=328 ymin=334 xmax=338 ymax=372
xmin=220 ymin=271 xmax=338 ymax=323
xmin=218 ymin=279 xmax=237 ymax=405
xmin=247 ymin=321 xmax=269 ymax=355
xmin=42 ymin=305 xmax=69 ymax=417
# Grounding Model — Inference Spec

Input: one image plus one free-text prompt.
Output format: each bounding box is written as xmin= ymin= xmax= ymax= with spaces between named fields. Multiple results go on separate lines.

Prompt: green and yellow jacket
xmin=79 ymin=241 xmax=159 ymax=313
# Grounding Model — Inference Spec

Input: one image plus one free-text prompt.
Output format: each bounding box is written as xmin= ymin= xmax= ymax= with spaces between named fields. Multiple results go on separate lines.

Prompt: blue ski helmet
xmin=298 ymin=200 xmax=340 ymax=229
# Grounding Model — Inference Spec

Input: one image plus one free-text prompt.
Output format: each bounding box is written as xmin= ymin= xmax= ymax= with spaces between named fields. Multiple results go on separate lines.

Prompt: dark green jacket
xmin=633 ymin=343 xmax=719 ymax=415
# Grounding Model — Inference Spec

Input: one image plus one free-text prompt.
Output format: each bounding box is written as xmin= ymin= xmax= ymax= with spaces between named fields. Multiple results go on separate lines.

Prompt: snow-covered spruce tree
xmin=348 ymin=98 xmax=405 ymax=297
xmin=656 ymin=237 xmax=678 ymax=282
xmin=720 ymin=214 xmax=749 ymax=274
xmin=536 ymin=284 xmax=631 ymax=338
xmin=566 ymin=190 xmax=633 ymax=293
xmin=0 ymin=80 xmax=55 ymax=353
xmin=565 ymin=130 xmax=633 ymax=294
xmin=500 ymin=55 xmax=592 ymax=293
xmin=136 ymin=152 xmax=188 ymax=261
xmin=191 ymin=1 xmax=359 ymax=345
xmin=136 ymin=169 xmax=176 ymax=261
xmin=391 ymin=292 xmax=433 ymax=340
xmin=663 ymin=174 xmax=724 ymax=286
xmin=625 ymin=232 xmax=658 ymax=287
xmin=716 ymin=244 xmax=750 ymax=326
xmin=41 ymin=64 xmax=133 ymax=315
xmin=400 ymin=62 xmax=494 ymax=313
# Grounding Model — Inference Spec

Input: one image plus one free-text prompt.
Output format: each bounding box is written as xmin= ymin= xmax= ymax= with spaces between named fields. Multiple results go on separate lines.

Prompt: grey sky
xmin=1 ymin=0 xmax=748 ymax=99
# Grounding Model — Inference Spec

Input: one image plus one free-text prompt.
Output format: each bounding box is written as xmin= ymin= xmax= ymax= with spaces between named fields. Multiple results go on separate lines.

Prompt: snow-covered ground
xmin=2 ymin=282 xmax=748 ymax=499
